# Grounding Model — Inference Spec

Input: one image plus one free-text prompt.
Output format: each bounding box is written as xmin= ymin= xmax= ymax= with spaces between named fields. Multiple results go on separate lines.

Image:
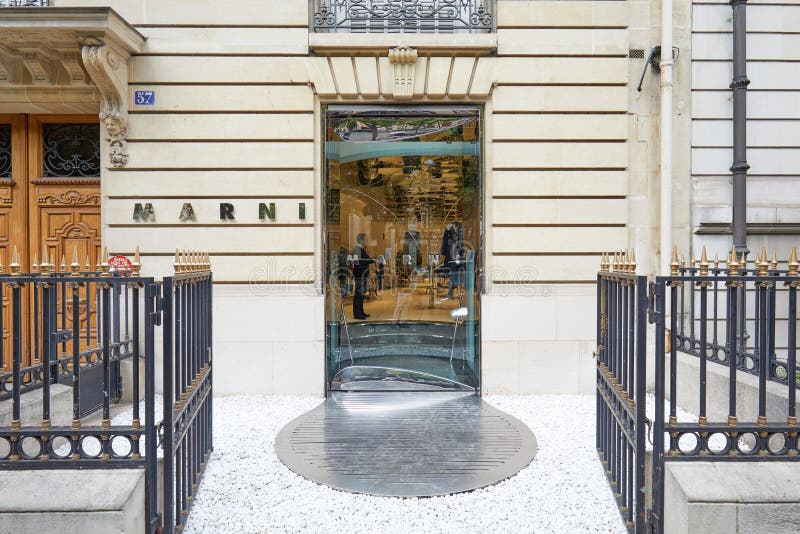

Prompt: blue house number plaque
xmin=134 ymin=90 xmax=155 ymax=105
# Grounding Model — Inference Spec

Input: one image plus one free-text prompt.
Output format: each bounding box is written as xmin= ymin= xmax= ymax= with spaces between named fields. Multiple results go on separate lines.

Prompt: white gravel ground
xmin=182 ymin=395 xmax=626 ymax=534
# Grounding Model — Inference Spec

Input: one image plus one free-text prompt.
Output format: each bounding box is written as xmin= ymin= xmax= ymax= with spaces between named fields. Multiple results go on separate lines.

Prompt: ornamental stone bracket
xmin=0 ymin=7 xmax=145 ymax=168
xmin=388 ymin=46 xmax=418 ymax=100
xmin=82 ymin=42 xmax=133 ymax=168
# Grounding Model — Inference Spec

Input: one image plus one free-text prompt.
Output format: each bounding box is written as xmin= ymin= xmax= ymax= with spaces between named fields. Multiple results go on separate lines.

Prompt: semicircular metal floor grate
xmin=275 ymin=391 xmax=537 ymax=497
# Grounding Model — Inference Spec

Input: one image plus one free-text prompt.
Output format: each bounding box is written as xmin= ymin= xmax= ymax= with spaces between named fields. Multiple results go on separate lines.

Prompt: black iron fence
xmin=597 ymin=247 xmax=800 ymax=533
xmin=672 ymin=249 xmax=798 ymax=389
xmin=596 ymin=256 xmax=648 ymax=533
xmin=312 ymin=0 xmax=495 ymax=33
xmin=0 ymin=249 xmax=213 ymax=534
xmin=160 ymin=259 xmax=214 ymax=533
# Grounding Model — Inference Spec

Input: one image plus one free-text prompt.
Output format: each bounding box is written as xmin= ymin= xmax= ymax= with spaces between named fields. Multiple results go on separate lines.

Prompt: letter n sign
xmin=259 ymin=202 xmax=276 ymax=221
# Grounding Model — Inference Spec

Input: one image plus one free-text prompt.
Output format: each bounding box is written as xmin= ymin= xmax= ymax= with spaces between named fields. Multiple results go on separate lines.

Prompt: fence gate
xmin=598 ymin=248 xmax=800 ymax=534
xmin=596 ymin=257 xmax=649 ymax=533
xmin=0 ymin=251 xmax=214 ymax=534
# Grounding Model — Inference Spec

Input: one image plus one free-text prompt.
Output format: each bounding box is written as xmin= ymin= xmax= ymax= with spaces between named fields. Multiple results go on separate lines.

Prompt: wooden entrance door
xmin=0 ymin=114 xmax=101 ymax=373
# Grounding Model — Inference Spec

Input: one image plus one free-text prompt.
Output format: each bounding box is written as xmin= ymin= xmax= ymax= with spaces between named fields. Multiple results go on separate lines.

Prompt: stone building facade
xmin=0 ymin=0 xmax=796 ymax=396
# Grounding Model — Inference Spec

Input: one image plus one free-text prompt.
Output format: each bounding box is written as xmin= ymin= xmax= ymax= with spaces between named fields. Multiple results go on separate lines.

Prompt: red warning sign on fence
xmin=109 ymin=255 xmax=133 ymax=274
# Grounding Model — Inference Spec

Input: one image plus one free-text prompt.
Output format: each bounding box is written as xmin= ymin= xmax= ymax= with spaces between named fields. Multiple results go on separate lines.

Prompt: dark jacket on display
xmin=440 ymin=222 xmax=465 ymax=269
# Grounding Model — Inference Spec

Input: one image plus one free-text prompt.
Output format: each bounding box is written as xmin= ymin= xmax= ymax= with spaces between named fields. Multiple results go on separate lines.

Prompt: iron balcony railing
xmin=0 ymin=1 xmax=49 ymax=6
xmin=312 ymin=0 xmax=495 ymax=33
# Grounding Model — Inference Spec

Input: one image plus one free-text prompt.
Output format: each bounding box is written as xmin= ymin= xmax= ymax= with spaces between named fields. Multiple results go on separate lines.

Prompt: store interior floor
xmin=340 ymin=284 xmax=464 ymax=323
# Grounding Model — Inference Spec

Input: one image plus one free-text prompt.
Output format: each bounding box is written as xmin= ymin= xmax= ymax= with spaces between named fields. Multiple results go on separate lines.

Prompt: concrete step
xmin=0 ymin=469 xmax=145 ymax=534
xmin=0 ymin=359 xmax=143 ymax=427
xmin=666 ymin=462 xmax=800 ymax=534
xmin=0 ymin=384 xmax=74 ymax=428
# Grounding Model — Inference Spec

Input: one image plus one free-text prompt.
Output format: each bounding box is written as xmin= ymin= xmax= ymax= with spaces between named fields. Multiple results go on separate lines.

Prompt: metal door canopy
xmin=275 ymin=391 xmax=537 ymax=497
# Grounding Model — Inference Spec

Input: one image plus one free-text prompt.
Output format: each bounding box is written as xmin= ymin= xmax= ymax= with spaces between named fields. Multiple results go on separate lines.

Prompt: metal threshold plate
xmin=275 ymin=392 xmax=537 ymax=497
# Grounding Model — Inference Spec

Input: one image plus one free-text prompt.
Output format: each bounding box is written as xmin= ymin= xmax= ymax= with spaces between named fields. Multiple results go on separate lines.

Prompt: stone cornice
xmin=0 ymin=7 xmax=145 ymax=169
xmin=0 ymin=7 xmax=144 ymax=53
xmin=309 ymin=33 xmax=497 ymax=57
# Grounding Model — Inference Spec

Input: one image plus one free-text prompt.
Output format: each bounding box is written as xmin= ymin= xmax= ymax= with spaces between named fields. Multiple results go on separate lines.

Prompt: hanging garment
xmin=404 ymin=230 xmax=421 ymax=268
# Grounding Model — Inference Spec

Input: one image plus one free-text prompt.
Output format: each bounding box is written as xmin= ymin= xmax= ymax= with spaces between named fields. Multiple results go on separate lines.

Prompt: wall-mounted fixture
xmin=636 ymin=46 xmax=680 ymax=92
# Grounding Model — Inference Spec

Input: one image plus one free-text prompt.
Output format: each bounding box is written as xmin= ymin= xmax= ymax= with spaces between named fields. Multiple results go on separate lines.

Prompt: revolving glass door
xmin=325 ymin=107 xmax=482 ymax=391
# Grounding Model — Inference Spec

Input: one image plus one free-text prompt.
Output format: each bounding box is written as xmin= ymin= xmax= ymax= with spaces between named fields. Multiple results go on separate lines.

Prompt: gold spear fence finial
xmin=758 ymin=247 xmax=769 ymax=276
xmin=670 ymin=246 xmax=680 ymax=276
xmin=788 ymin=247 xmax=799 ymax=277
xmin=728 ymin=248 xmax=740 ymax=276
xmin=71 ymin=246 xmax=81 ymax=277
xmin=600 ymin=252 xmax=609 ymax=272
xmin=713 ymin=253 xmax=720 ymax=269
xmin=100 ymin=247 xmax=111 ymax=277
xmin=771 ymin=251 xmax=778 ymax=271
xmin=173 ymin=249 xmax=182 ymax=274
xmin=699 ymin=246 xmax=709 ymax=276
xmin=132 ymin=246 xmax=142 ymax=277
xmin=40 ymin=245 xmax=50 ymax=276
xmin=60 ymin=254 xmax=66 ymax=274
xmin=32 ymin=251 xmax=39 ymax=274
xmin=630 ymin=249 xmax=637 ymax=274
xmin=9 ymin=246 xmax=20 ymax=277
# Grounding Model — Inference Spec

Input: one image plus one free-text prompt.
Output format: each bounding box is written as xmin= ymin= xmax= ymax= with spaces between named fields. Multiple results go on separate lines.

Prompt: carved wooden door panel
xmin=27 ymin=115 xmax=102 ymax=362
xmin=0 ymin=115 xmax=28 ymax=374
xmin=0 ymin=114 xmax=100 ymax=375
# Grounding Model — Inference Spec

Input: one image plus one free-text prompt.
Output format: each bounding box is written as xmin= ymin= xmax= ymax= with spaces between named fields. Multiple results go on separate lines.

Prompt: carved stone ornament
xmin=388 ymin=46 xmax=418 ymax=100
xmin=81 ymin=44 xmax=130 ymax=169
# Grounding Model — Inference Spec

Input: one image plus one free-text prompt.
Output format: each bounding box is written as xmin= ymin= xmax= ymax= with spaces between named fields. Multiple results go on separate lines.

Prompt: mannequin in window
xmin=375 ymin=255 xmax=385 ymax=293
xmin=404 ymin=229 xmax=421 ymax=270
xmin=352 ymin=233 xmax=374 ymax=320
xmin=440 ymin=221 xmax=465 ymax=300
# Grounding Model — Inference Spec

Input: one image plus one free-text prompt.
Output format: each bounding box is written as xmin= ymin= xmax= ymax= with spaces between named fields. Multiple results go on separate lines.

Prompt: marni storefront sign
xmin=132 ymin=202 xmax=307 ymax=222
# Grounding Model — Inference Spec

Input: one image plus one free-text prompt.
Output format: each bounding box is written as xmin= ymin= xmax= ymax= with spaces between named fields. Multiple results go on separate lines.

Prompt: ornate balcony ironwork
xmin=0 ymin=0 xmax=49 ymax=6
xmin=312 ymin=0 xmax=495 ymax=34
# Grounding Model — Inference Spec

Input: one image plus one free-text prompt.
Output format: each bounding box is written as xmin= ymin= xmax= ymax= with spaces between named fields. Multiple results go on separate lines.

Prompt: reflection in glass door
xmin=324 ymin=107 xmax=482 ymax=392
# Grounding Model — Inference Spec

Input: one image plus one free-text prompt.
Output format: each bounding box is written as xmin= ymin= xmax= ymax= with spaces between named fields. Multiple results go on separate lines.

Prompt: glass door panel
xmin=324 ymin=107 xmax=481 ymax=391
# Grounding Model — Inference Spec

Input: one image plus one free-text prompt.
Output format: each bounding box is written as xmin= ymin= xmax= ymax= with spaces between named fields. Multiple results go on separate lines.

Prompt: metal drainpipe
xmin=731 ymin=0 xmax=750 ymax=255
xmin=660 ymin=0 xmax=674 ymax=275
